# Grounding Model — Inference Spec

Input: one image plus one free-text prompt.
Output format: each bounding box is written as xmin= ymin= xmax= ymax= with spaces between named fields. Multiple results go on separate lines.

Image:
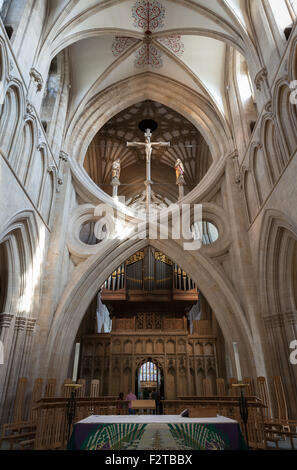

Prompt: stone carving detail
xmin=136 ymin=312 xmax=162 ymax=329
xmin=254 ymin=67 xmax=268 ymax=91
xmin=29 ymin=68 xmax=43 ymax=92
xmin=59 ymin=151 xmax=69 ymax=163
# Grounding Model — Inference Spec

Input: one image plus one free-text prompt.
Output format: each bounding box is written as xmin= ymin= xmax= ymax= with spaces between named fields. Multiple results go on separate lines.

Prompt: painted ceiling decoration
xmin=111 ymin=0 xmax=184 ymax=68
xmin=111 ymin=37 xmax=138 ymax=57
xmin=132 ymin=0 xmax=165 ymax=31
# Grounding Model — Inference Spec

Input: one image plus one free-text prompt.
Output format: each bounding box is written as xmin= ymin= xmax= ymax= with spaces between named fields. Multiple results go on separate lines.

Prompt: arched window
xmin=139 ymin=361 xmax=157 ymax=382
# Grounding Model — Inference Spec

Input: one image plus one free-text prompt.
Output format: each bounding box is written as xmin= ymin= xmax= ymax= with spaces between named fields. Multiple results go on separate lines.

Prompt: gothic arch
xmin=289 ymin=36 xmax=297 ymax=81
xmin=0 ymin=210 xmax=42 ymax=317
xmin=258 ymin=208 xmax=297 ymax=417
xmin=15 ymin=117 xmax=38 ymax=185
xmin=274 ymin=79 xmax=297 ymax=158
xmin=43 ymin=234 xmax=264 ymax=388
xmin=250 ymin=143 xmax=272 ymax=206
xmin=242 ymin=167 xmax=259 ymax=224
xmin=258 ymin=209 xmax=297 ymax=316
xmin=0 ymin=80 xmax=24 ymax=159
xmin=0 ymin=36 xmax=9 ymax=83
xmin=261 ymin=114 xmax=284 ymax=183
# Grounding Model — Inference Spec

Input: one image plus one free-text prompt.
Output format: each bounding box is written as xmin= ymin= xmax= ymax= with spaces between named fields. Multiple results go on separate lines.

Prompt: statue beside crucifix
xmin=175 ymin=158 xmax=185 ymax=183
xmin=111 ymin=158 xmax=121 ymax=181
xmin=175 ymin=158 xmax=185 ymax=200
xmin=127 ymin=126 xmax=170 ymax=208
xmin=111 ymin=158 xmax=121 ymax=199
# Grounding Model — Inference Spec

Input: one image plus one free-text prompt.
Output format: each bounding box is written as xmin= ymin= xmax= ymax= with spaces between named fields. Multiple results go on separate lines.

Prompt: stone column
xmin=176 ymin=175 xmax=185 ymax=201
xmin=20 ymin=319 xmax=36 ymax=380
xmin=111 ymin=178 xmax=120 ymax=199
xmin=224 ymin=153 xmax=267 ymax=378
xmin=0 ymin=312 xmax=13 ymax=345
xmin=1 ymin=316 xmax=27 ymax=423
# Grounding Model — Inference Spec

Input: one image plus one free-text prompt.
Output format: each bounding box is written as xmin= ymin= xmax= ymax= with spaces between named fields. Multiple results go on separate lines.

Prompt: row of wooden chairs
xmin=200 ymin=376 xmax=288 ymax=424
xmin=0 ymin=377 xmax=103 ymax=450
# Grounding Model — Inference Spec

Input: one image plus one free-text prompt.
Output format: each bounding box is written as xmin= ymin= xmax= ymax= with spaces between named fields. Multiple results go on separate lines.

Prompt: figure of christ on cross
xmin=127 ymin=129 xmax=170 ymax=209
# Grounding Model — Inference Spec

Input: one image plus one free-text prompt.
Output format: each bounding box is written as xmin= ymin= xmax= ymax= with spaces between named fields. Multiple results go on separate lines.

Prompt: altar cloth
xmin=68 ymin=415 xmax=247 ymax=450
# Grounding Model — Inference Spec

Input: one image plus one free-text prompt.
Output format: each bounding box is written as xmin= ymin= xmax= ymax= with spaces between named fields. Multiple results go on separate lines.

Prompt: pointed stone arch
xmin=42 ymin=234 xmax=263 ymax=390
xmin=258 ymin=209 xmax=297 ymax=417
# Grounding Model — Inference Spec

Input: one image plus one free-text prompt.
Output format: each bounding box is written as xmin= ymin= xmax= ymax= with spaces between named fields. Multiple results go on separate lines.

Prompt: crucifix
xmin=127 ymin=128 xmax=170 ymax=209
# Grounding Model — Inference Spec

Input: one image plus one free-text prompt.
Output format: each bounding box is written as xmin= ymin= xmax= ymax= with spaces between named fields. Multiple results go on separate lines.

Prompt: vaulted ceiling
xmin=42 ymin=0 xmax=255 ymax=199
xmin=44 ymin=0 xmax=253 ymax=123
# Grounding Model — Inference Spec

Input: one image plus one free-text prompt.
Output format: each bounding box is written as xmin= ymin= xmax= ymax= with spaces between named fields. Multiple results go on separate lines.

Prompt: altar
xmin=67 ymin=415 xmax=247 ymax=450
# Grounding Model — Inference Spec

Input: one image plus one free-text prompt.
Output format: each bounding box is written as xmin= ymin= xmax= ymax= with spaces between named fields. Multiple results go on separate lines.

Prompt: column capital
xmin=26 ymin=318 xmax=36 ymax=333
xmin=59 ymin=151 xmax=69 ymax=162
xmin=0 ymin=312 xmax=14 ymax=329
xmin=14 ymin=316 xmax=27 ymax=331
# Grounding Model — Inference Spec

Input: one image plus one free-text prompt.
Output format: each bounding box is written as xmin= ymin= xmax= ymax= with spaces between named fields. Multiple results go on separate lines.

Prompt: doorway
xmin=135 ymin=360 xmax=164 ymax=399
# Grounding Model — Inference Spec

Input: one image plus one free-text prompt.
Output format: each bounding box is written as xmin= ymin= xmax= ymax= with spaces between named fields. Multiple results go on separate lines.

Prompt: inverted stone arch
xmin=258 ymin=209 xmax=297 ymax=317
xmin=43 ymin=234 xmax=262 ymax=387
xmin=65 ymin=73 xmax=233 ymax=167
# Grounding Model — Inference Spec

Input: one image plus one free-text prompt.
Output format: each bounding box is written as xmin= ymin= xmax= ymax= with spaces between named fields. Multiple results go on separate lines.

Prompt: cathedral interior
xmin=0 ymin=0 xmax=296 ymax=451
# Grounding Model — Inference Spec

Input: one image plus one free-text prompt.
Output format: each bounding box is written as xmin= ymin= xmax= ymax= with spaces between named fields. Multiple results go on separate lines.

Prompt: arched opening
xmin=259 ymin=212 xmax=297 ymax=418
xmin=136 ymin=360 xmax=163 ymax=400
xmin=83 ymin=100 xmax=213 ymax=202
xmin=73 ymin=246 xmax=232 ymax=400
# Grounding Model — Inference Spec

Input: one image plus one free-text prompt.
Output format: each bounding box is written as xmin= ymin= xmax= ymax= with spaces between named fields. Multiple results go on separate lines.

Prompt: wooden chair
xmin=216 ymin=378 xmax=226 ymax=396
xmin=243 ymin=377 xmax=255 ymax=396
xmin=61 ymin=378 xmax=73 ymax=397
xmin=0 ymin=422 xmax=36 ymax=450
xmin=77 ymin=379 xmax=86 ymax=398
xmin=265 ymin=422 xmax=297 ymax=450
xmin=257 ymin=376 xmax=272 ymax=420
xmin=12 ymin=377 xmax=27 ymax=423
xmin=90 ymin=379 xmax=100 ymax=397
xmin=44 ymin=378 xmax=56 ymax=398
xmin=273 ymin=376 xmax=288 ymax=424
xmin=28 ymin=378 xmax=43 ymax=421
xmin=229 ymin=378 xmax=240 ymax=396
xmin=202 ymin=378 xmax=213 ymax=396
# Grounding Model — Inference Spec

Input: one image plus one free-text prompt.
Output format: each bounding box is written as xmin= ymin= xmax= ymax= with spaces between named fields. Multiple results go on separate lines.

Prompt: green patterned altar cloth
xmin=68 ymin=415 xmax=247 ymax=450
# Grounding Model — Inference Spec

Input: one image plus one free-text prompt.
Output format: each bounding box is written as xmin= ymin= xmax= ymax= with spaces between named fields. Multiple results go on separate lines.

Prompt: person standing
xmin=117 ymin=392 xmax=124 ymax=414
xmin=151 ymin=388 xmax=159 ymax=415
xmin=125 ymin=390 xmax=137 ymax=415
